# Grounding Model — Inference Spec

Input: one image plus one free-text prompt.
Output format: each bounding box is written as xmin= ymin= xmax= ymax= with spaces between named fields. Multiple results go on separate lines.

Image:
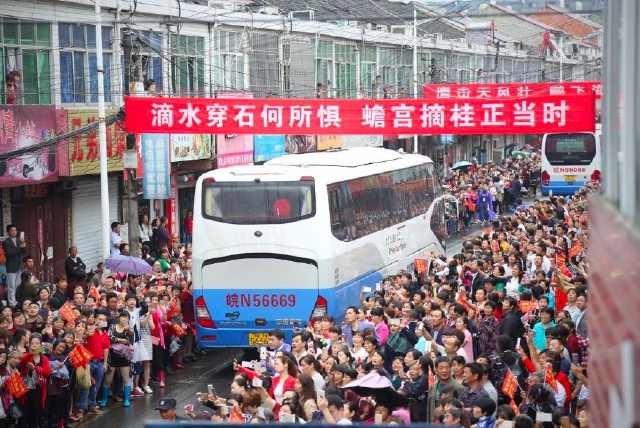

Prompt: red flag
xmin=5 ymin=372 xmax=28 ymax=398
xmin=501 ymin=368 xmax=519 ymax=399
xmin=68 ymin=344 xmax=91 ymax=368
xmin=545 ymin=366 xmax=558 ymax=392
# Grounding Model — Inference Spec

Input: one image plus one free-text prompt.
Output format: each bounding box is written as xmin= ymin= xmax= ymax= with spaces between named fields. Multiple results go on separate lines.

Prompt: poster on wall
xmin=317 ymin=135 xmax=342 ymax=151
xmin=341 ymin=135 xmax=383 ymax=148
xmin=170 ymin=134 xmax=212 ymax=162
xmin=216 ymin=134 xmax=254 ymax=168
xmin=254 ymin=135 xmax=285 ymax=163
xmin=141 ymin=134 xmax=170 ymax=199
xmin=215 ymin=92 xmax=254 ymax=168
xmin=285 ymin=135 xmax=316 ymax=154
xmin=67 ymin=109 xmax=126 ymax=175
xmin=0 ymin=106 xmax=68 ymax=185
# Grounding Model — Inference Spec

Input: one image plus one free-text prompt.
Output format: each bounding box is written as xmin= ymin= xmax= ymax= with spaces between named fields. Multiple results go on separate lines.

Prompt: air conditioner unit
xmin=390 ymin=25 xmax=407 ymax=35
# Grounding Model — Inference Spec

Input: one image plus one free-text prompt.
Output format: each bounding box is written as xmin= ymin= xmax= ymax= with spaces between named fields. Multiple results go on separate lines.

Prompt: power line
xmin=0 ymin=111 xmax=122 ymax=161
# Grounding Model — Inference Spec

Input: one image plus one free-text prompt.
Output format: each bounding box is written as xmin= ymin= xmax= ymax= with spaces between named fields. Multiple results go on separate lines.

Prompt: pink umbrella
xmin=341 ymin=370 xmax=409 ymax=409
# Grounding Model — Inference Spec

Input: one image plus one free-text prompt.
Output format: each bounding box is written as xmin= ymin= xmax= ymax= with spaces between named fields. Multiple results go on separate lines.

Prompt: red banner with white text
xmin=423 ymin=81 xmax=602 ymax=100
xmin=124 ymin=94 xmax=595 ymax=136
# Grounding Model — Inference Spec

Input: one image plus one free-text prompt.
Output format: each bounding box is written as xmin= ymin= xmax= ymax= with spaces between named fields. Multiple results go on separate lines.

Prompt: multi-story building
xmin=0 ymin=0 xmax=596 ymax=276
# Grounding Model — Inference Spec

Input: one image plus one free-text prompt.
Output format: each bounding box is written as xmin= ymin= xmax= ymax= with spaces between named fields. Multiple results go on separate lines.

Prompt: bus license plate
xmin=248 ymin=333 xmax=270 ymax=346
xmin=565 ymin=175 xmax=576 ymax=183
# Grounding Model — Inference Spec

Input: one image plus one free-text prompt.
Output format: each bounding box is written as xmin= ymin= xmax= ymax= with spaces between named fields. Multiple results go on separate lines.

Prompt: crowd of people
xmin=0 ymin=149 xmax=593 ymax=428
xmin=0 ymin=219 xmax=197 ymax=427
xmin=178 ymin=152 xmax=593 ymax=428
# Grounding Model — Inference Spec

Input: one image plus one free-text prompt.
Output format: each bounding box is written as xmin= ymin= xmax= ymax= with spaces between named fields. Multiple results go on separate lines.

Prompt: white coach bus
xmin=191 ymin=147 xmax=447 ymax=347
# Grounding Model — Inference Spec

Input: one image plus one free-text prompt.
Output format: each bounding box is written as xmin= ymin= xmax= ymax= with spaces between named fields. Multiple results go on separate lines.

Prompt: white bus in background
xmin=191 ymin=147 xmax=447 ymax=348
xmin=540 ymin=130 xmax=602 ymax=196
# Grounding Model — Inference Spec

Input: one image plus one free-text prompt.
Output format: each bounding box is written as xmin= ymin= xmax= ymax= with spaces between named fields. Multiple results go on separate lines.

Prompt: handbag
xmin=75 ymin=365 xmax=91 ymax=390
xmin=111 ymin=343 xmax=134 ymax=360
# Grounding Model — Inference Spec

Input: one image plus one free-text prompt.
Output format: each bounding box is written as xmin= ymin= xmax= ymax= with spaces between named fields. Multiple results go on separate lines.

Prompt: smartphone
xmin=362 ymin=286 xmax=372 ymax=293
xmin=536 ymin=412 xmax=553 ymax=423
xmin=516 ymin=338 xmax=521 ymax=349
xmin=19 ymin=232 xmax=24 ymax=241
xmin=318 ymin=389 xmax=325 ymax=401
xmin=207 ymin=384 xmax=215 ymax=396
xmin=259 ymin=346 xmax=268 ymax=361
xmin=241 ymin=361 xmax=253 ymax=368
xmin=280 ymin=414 xmax=296 ymax=423
xmin=252 ymin=377 xmax=263 ymax=388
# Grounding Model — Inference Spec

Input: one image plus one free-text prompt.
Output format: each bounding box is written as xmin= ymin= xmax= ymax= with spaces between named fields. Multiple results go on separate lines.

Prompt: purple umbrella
xmin=105 ymin=255 xmax=152 ymax=275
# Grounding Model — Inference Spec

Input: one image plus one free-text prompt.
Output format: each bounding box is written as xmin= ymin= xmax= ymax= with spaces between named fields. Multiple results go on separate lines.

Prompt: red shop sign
xmin=423 ymin=81 xmax=602 ymax=100
xmin=124 ymin=94 xmax=595 ymax=136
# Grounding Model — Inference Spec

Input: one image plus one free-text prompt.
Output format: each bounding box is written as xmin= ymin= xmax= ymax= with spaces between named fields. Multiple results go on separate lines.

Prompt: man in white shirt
xmin=110 ymin=222 xmax=122 ymax=256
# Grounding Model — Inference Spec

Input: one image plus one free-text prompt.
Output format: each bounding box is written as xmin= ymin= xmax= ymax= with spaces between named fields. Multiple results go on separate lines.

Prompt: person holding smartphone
xmin=3 ymin=224 xmax=26 ymax=308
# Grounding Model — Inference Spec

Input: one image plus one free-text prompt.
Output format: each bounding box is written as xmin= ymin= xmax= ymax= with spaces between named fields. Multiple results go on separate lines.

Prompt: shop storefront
xmin=170 ymin=134 xmax=213 ymax=240
xmin=65 ymin=108 xmax=126 ymax=267
xmin=0 ymin=105 xmax=70 ymax=279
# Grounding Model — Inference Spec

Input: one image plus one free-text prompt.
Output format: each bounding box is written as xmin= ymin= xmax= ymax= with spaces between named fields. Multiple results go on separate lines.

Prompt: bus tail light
xmin=195 ymin=296 xmax=217 ymax=328
xmin=542 ymin=170 xmax=550 ymax=186
xmin=309 ymin=295 xmax=328 ymax=321
xmin=591 ymin=169 xmax=601 ymax=182
xmin=300 ymin=176 xmax=315 ymax=182
xmin=203 ymin=177 xmax=216 ymax=185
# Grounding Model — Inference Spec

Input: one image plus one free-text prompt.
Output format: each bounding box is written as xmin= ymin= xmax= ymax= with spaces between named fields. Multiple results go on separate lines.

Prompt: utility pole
xmin=412 ymin=5 xmax=419 ymax=154
xmin=95 ymin=0 xmax=111 ymax=260
xmin=122 ymin=30 xmax=141 ymax=256
xmin=559 ymin=34 xmax=563 ymax=82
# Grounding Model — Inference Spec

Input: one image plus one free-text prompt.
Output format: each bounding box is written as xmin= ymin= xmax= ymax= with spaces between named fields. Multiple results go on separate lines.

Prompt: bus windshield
xmin=544 ymin=133 xmax=596 ymax=166
xmin=202 ymin=181 xmax=315 ymax=224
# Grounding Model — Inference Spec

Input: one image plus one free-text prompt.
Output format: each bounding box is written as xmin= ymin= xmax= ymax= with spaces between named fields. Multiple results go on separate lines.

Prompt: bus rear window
xmin=545 ymin=133 xmax=596 ymax=165
xmin=202 ymin=181 xmax=315 ymax=224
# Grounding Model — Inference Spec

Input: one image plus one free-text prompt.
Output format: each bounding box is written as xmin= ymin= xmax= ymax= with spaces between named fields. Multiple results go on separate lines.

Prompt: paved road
xmin=82 ymin=349 xmax=241 ymax=428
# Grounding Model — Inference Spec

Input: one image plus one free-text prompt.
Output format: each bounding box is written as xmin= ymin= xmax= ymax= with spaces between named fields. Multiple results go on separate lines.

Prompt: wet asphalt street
xmin=81 ymin=348 xmax=242 ymax=428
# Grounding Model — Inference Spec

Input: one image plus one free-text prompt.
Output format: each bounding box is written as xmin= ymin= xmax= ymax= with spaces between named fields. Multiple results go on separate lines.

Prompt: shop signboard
xmin=341 ymin=135 xmax=383 ymax=148
xmin=170 ymin=134 xmax=212 ymax=162
xmin=66 ymin=108 xmax=126 ymax=176
xmin=141 ymin=134 xmax=170 ymax=199
xmin=0 ymin=106 xmax=68 ymax=185
xmin=317 ymin=135 xmax=342 ymax=150
xmin=254 ymin=135 xmax=285 ymax=163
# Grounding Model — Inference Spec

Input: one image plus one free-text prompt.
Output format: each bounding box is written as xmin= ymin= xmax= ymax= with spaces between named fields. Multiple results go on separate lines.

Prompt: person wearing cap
xmin=155 ymin=398 xmax=186 ymax=421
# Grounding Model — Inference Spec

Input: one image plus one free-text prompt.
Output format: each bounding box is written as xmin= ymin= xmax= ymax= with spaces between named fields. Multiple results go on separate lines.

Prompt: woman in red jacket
xmin=269 ymin=354 xmax=297 ymax=405
xmin=19 ymin=334 xmax=51 ymax=428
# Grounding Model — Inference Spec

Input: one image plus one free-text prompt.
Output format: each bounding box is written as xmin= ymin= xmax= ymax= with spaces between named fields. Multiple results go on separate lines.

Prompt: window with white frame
xmin=1 ymin=19 xmax=52 ymax=104
xmin=360 ymin=45 xmax=377 ymax=98
xmin=335 ymin=43 xmax=356 ymax=98
xmin=213 ymin=30 xmax=246 ymax=92
xmin=316 ymin=39 xmax=333 ymax=97
xmin=170 ymin=33 xmax=205 ymax=96
xmin=59 ymin=23 xmax=113 ymax=103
